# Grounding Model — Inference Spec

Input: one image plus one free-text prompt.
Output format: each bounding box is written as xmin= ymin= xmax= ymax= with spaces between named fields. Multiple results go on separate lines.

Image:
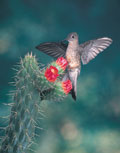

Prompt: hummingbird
xmin=36 ymin=32 xmax=112 ymax=101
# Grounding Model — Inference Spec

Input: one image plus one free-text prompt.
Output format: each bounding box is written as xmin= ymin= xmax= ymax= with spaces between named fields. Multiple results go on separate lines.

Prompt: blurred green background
xmin=0 ymin=0 xmax=120 ymax=153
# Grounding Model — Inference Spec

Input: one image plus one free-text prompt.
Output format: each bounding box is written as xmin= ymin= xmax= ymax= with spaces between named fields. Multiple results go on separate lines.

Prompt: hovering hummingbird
xmin=36 ymin=32 xmax=112 ymax=101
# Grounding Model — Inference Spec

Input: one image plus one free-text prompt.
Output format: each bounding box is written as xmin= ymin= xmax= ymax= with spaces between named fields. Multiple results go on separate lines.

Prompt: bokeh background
xmin=0 ymin=0 xmax=120 ymax=153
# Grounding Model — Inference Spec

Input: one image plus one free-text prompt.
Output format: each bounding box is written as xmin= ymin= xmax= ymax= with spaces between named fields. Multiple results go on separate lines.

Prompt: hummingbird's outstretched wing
xmin=36 ymin=41 xmax=68 ymax=58
xmin=79 ymin=37 xmax=112 ymax=65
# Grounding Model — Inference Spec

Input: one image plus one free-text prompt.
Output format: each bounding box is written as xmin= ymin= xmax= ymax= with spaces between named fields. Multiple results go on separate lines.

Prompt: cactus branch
xmin=0 ymin=53 xmax=72 ymax=153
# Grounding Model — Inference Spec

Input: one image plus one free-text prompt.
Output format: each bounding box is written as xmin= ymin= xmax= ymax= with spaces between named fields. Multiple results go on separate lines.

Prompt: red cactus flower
xmin=62 ymin=80 xmax=72 ymax=94
xmin=56 ymin=57 xmax=68 ymax=71
xmin=45 ymin=66 xmax=59 ymax=82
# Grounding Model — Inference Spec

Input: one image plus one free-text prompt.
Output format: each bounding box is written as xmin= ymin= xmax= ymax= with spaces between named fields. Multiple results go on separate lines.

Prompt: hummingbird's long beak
xmin=61 ymin=39 xmax=68 ymax=44
xmin=61 ymin=35 xmax=69 ymax=42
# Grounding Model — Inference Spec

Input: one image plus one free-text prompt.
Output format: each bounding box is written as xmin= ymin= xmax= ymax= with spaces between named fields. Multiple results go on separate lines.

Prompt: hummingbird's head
xmin=66 ymin=32 xmax=78 ymax=42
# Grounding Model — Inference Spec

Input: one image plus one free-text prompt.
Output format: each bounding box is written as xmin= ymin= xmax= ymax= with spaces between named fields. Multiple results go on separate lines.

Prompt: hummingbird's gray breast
xmin=66 ymin=43 xmax=80 ymax=69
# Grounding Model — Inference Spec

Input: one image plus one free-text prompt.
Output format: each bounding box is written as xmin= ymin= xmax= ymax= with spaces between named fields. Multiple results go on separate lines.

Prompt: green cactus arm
xmin=0 ymin=53 xmax=71 ymax=153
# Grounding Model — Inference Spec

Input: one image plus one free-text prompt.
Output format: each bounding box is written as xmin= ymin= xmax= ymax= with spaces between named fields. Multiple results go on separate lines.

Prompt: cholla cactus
xmin=0 ymin=53 xmax=72 ymax=153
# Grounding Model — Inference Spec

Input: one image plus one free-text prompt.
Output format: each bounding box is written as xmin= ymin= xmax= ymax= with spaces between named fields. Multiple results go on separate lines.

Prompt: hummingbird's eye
xmin=72 ymin=35 xmax=74 ymax=39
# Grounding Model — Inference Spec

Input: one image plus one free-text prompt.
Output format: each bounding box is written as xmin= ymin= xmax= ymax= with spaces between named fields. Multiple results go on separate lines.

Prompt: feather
xmin=80 ymin=37 xmax=112 ymax=64
xmin=36 ymin=41 xmax=68 ymax=58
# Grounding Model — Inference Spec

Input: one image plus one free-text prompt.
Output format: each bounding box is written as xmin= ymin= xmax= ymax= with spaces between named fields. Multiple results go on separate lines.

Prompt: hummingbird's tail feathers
xmin=62 ymin=72 xmax=76 ymax=100
xmin=66 ymin=68 xmax=80 ymax=101
xmin=71 ymin=89 xmax=76 ymax=101
xmin=62 ymin=70 xmax=79 ymax=101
